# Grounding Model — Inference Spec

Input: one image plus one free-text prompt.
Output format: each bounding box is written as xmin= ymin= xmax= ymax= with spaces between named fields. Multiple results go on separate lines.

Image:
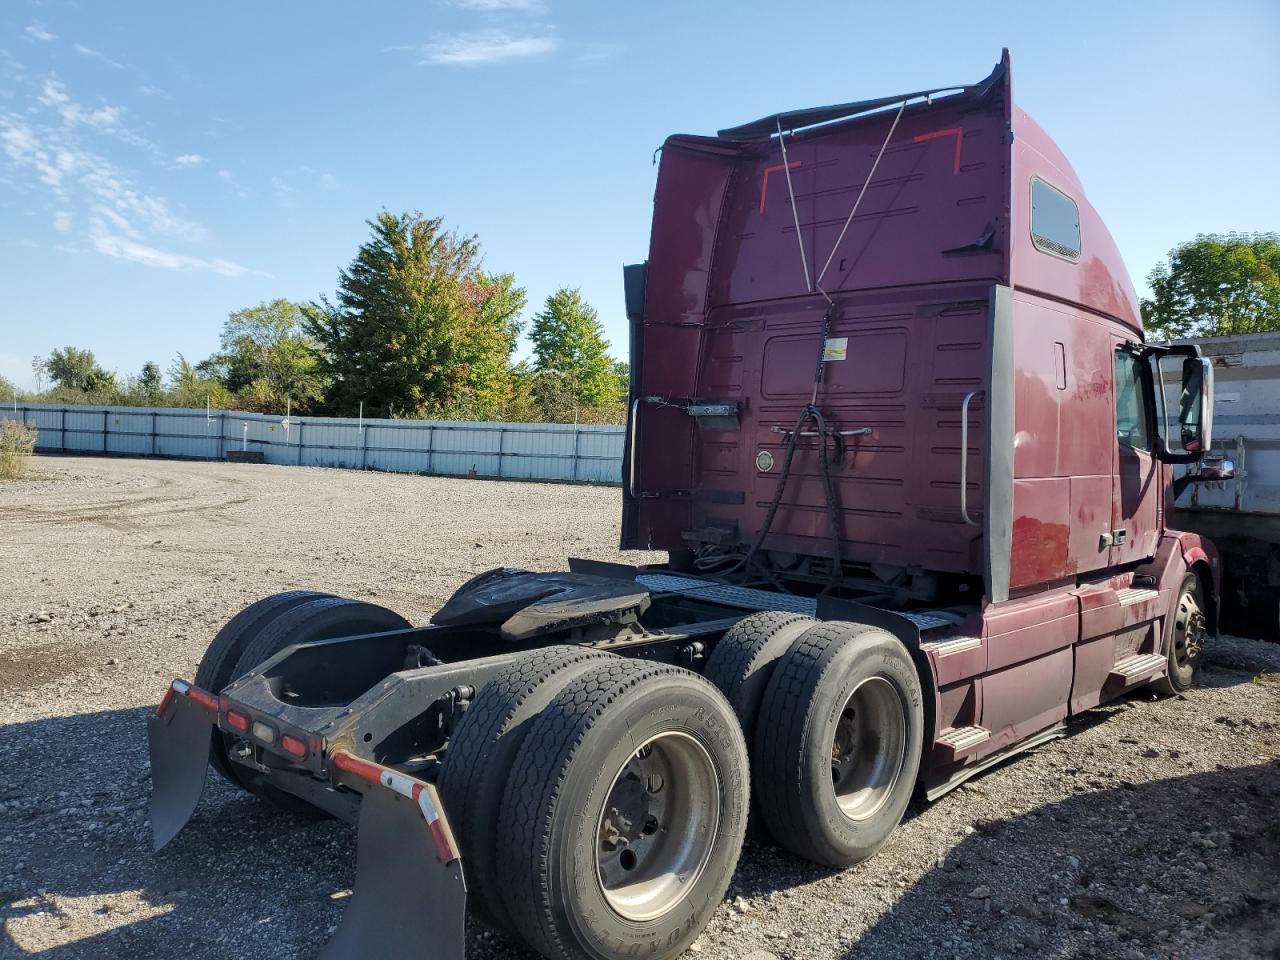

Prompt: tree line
xmin=7 ymin=211 xmax=629 ymax=424
xmin=4 ymin=229 xmax=1276 ymax=418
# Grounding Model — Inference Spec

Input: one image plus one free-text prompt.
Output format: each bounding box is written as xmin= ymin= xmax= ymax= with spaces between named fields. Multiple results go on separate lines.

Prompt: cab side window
xmin=1114 ymin=350 xmax=1150 ymax=451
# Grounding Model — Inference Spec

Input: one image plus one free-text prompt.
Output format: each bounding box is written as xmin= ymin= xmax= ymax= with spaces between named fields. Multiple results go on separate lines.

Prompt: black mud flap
xmin=321 ymin=786 xmax=467 ymax=960
xmin=147 ymin=692 xmax=213 ymax=851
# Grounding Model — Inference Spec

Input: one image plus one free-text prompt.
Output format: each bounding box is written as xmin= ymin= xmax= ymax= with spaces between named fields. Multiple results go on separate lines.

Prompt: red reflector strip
xmin=330 ymin=751 xmax=459 ymax=863
xmin=155 ymin=685 xmax=177 ymax=717
xmin=331 ymin=751 xmax=383 ymax=786
xmin=280 ymin=734 xmax=307 ymax=758
xmin=187 ymin=686 xmax=220 ymax=714
xmin=225 ymin=710 xmax=250 ymax=733
xmin=156 ymin=679 xmax=192 ymax=717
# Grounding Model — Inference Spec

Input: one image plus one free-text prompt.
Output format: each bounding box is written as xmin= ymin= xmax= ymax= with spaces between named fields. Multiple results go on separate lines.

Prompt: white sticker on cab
xmin=822 ymin=337 xmax=848 ymax=362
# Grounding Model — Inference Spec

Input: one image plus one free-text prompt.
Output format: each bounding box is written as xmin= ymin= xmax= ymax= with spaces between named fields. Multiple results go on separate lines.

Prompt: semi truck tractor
xmin=148 ymin=50 xmax=1226 ymax=960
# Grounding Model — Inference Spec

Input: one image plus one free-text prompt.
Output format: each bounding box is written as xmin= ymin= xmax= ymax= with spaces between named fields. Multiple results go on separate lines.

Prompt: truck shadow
xmin=1 ymin=663 xmax=1276 ymax=959
xmin=838 ymin=759 xmax=1280 ymax=959
xmin=0 ymin=704 xmax=354 ymax=959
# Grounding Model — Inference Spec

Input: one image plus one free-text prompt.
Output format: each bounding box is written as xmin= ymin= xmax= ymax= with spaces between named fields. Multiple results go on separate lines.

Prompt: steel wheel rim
xmin=595 ymin=732 xmax=721 ymax=922
xmin=1172 ymin=588 xmax=1206 ymax=670
xmin=830 ymin=676 xmax=907 ymax=821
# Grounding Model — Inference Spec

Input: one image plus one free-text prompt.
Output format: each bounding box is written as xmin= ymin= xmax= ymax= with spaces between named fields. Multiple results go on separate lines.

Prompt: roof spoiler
xmin=716 ymin=54 xmax=1007 ymax=142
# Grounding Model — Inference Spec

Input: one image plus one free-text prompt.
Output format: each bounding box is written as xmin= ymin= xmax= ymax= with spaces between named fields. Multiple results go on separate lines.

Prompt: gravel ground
xmin=1 ymin=454 xmax=1277 ymax=960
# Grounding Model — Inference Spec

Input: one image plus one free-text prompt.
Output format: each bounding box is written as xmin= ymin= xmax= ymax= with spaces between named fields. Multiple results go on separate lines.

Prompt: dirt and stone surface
xmin=1 ymin=454 xmax=1277 ymax=960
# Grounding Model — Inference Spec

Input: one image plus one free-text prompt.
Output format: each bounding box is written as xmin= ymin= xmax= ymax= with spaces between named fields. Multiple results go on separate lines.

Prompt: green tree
xmin=528 ymin=287 xmax=621 ymax=410
xmin=303 ymin=211 xmax=524 ymax=418
xmin=167 ymin=353 xmax=231 ymax=408
xmin=138 ymin=361 xmax=164 ymax=403
xmin=47 ymin=346 xmax=112 ymax=391
xmin=201 ymin=299 xmax=325 ymax=412
xmin=1142 ymin=232 xmax=1280 ymax=340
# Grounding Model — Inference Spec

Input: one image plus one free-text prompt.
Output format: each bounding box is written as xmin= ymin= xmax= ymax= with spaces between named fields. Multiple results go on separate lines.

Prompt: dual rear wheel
xmin=441 ymin=650 xmax=748 ymax=960
xmin=442 ymin=616 xmax=925 ymax=960
xmin=706 ymin=613 xmax=925 ymax=867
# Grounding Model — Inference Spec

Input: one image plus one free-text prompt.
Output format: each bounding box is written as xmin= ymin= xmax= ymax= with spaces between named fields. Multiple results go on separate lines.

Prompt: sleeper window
xmin=1031 ymin=178 xmax=1081 ymax=261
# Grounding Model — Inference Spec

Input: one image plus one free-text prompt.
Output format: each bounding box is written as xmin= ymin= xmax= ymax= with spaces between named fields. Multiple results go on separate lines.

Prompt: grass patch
xmin=0 ymin=419 xmax=37 ymax=480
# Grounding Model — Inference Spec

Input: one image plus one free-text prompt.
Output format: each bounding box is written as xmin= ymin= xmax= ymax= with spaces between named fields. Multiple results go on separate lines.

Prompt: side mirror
xmin=1150 ymin=347 xmax=1214 ymax=463
xmin=1172 ymin=454 xmax=1235 ymax=500
xmin=1197 ymin=456 xmax=1235 ymax=481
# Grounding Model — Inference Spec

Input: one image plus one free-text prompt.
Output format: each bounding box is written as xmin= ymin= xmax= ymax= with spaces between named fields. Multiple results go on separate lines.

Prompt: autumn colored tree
xmin=303 ymin=212 xmax=525 ymax=418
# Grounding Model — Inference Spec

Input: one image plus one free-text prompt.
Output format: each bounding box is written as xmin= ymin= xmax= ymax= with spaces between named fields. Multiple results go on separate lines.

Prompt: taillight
xmin=225 ymin=710 xmax=250 ymax=733
xmin=281 ymin=734 xmax=307 ymax=758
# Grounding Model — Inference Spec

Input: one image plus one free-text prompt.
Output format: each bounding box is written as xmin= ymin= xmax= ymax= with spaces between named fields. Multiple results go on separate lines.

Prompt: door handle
xmin=959 ymin=390 xmax=981 ymax=527
xmin=1099 ymin=529 xmax=1127 ymax=550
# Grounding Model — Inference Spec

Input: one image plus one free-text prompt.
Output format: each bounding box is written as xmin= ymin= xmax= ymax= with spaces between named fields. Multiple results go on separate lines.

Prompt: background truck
xmin=148 ymin=51 xmax=1224 ymax=960
xmin=1173 ymin=331 xmax=1280 ymax=638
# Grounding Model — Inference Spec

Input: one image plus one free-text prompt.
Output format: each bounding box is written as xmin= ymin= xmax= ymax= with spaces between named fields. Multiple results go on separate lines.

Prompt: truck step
xmin=922 ymin=635 xmax=982 ymax=657
xmin=1115 ymin=587 xmax=1160 ymax=607
xmin=934 ymin=724 xmax=991 ymax=762
xmin=1108 ymin=652 xmax=1166 ymax=686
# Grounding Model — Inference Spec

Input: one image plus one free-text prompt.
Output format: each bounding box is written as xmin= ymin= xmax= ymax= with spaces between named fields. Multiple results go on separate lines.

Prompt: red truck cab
xmin=623 ymin=49 xmax=1220 ymax=794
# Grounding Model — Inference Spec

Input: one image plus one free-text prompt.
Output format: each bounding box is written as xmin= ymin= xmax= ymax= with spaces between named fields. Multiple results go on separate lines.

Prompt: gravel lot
xmin=2 ymin=455 xmax=1278 ymax=960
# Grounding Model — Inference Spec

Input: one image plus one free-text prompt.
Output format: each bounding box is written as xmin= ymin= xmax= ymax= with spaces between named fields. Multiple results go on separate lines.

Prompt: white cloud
xmin=40 ymin=79 xmax=123 ymax=130
xmin=413 ymin=30 xmax=558 ymax=65
xmin=137 ymin=84 xmax=173 ymax=100
xmin=25 ymin=23 xmax=56 ymax=42
xmin=451 ymin=0 xmax=546 ymax=11
xmin=0 ymin=76 xmax=259 ymax=278
xmin=88 ymin=219 xmax=265 ymax=277
xmin=73 ymin=43 xmax=125 ymax=70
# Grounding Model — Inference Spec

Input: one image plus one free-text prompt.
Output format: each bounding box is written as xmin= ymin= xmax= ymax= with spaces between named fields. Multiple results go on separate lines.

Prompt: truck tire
xmin=497 ymin=659 xmax=748 ymax=960
xmin=1153 ymin=573 xmax=1207 ymax=695
xmin=230 ymin=596 xmax=411 ymax=680
xmin=704 ymin=610 xmax=814 ymax=838
xmin=228 ymin=596 xmax=412 ymax=817
xmin=438 ymin=645 xmax=613 ymax=932
xmin=194 ymin=591 xmax=334 ymax=786
xmin=754 ymin=622 xmax=923 ymax=868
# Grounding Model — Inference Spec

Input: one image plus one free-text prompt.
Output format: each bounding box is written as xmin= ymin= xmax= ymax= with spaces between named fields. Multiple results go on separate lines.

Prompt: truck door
xmin=1110 ymin=340 xmax=1160 ymax=565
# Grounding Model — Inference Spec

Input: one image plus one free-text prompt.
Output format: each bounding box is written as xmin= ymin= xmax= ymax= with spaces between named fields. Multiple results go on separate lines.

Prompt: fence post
xmin=60 ymin=407 xmax=66 ymax=450
xmin=150 ymin=411 xmax=157 ymax=456
xmin=297 ymin=419 xmax=304 ymax=466
xmin=102 ymin=409 xmax=109 ymax=453
xmin=218 ymin=412 xmax=226 ymax=460
xmin=359 ymin=421 xmax=367 ymax=471
xmin=571 ymin=425 xmax=581 ymax=482
xmin=497 ymin=426 xmax=506 ymax=479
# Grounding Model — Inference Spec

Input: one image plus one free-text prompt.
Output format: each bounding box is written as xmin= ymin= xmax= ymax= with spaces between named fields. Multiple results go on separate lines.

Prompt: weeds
xmin=0 ymin=419 xmax=37 ymax=479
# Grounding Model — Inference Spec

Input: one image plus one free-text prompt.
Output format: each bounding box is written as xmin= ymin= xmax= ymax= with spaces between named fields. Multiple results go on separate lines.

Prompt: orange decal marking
xmin=759 ymin=160 xmax=801 ymax=215
xmin=913 ymin=127 xmax=964 ymax=175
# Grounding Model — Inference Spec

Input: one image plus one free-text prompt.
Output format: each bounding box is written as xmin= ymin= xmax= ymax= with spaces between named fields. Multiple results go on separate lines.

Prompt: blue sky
xmin=1 ymin=0 xmax=1277 ymax=394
